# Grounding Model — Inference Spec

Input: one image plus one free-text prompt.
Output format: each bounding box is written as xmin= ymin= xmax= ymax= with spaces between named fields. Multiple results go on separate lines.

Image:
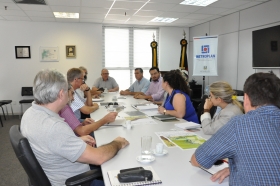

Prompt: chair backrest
xmin=21 ymin=87 xmax=33 ymax=96
xmin=9 ymin=125 xmax=51 ymax=186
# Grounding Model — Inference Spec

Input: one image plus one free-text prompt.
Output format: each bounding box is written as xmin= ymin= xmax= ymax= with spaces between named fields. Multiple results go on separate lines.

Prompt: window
xmin=103 ymin=27 xmax=158 ymax=90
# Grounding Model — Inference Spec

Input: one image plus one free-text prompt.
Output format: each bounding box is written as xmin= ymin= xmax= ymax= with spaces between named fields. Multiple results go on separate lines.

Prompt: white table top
xmin=91 ymin=92 xmax=229 ymax=186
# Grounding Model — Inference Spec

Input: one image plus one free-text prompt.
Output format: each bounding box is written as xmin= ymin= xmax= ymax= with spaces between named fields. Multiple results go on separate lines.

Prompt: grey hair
xmin=79 ymin=66 xmax=87 ymax=72
xmin=67 ymin=68 xmax=82 ymax=82
xmin=33 ymin=69 xmax=68 ymax=104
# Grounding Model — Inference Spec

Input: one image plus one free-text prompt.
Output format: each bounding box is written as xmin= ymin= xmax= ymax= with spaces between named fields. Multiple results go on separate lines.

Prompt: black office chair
xmin=0 ymin=103 xmax=6 ymax=122
xmin=0 ymin=100 xmax=14 ymax=118
xmin=19 ymin=87 xmax=34 ymax=119
xmin=0 ymin=106 xmax=3 ymax=127
xmin=9 ymin=125 xmax=102 ymax=186
xmin=196 ymin=95 xmax=217 ymax=124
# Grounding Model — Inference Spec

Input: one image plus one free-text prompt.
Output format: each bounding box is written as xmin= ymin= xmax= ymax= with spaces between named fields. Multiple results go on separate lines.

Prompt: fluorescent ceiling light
xmin=180 ymin=0 xmax=218 ymax=7
xmin=53 ymin=12 xmax=79 ymax=19
xmin=150 ymin=17 xmax=178 ymax=23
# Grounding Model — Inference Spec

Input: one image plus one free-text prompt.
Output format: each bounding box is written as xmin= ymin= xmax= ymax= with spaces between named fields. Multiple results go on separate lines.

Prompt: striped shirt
xmin=195 ymin=105 xmax=280 ymax=185
xmin=70 ymin=90 xmax=85 ymax=120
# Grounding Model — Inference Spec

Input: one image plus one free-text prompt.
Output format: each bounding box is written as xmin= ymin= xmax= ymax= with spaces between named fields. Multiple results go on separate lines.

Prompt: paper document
xmin=155 ymin=131 xmax=206 ymax=150
xmin=175 ymin=122 xmax=201 ymax=129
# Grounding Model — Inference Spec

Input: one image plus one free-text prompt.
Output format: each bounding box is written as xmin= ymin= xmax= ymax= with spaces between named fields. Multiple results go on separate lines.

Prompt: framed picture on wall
xmin=40 ymin=47 xmax=59 ymax=62
xmin=15 ymin=46 xmax=31 ymax=59
xmin=66 ymin=45 xmax=76 ymax=58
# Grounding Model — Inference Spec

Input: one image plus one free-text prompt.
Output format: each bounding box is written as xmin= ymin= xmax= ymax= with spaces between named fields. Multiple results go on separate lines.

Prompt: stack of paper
xmin=175 ymin=122 xmax=201 ymax=129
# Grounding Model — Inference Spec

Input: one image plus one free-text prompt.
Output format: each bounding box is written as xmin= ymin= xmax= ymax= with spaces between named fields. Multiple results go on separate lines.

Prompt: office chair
xmin=19 ymin=87 xmax=34 ymax=119
xmin=9 ymin=125 xmax=102 ymax=186
xmin=0 ymin=103 xmax=6 ymax=121
xmin=0 ymin=106 xmax=3 ymax=127
xmin=197 ymin=95 xmax=217 ymax=124
xmin=0 ymin=100 xmax=14 ymax=118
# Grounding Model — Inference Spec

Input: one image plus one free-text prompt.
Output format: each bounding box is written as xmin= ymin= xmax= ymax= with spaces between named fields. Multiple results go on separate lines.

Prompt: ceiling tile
xmin=80 ymin=13 xmax=105 ymax=19
xmin=183 ymin=13 xmax=212 ymax=20
xmin=135 ymin=10 xmax=163 ymax=16
xmin=46 ymin=0 xmax=81 ymax=7
xmin=0 ymin=9 xmax=26 ymax=16
xmin=0 ymin=2 xmax=21 ymax=10
xmin=173 ymin=18 xmax=197 ymax=24
xmin=130 ymin=15 xmax=155 ymax=21
xmin=25 ymin=11 xmax=54 ymax=17
xmin=209 ymin=0 xmax=251 ymax=8
xmin=170 ymin=4 xmax=203 ymax=13
xmin=234 ymin=1 xmax=263 ymax=10
xmin=150 ymin=0 xmax=182 ymax=3
xmin=81 ymin=0 xmax=113 ymax=8
xmin=30 ymin=16 xmax=56 ymax=22
xmin=3 ymin=15 xmax=31 ymax=21
xmin=50 ymin=6 xmax=80 ymax=13
xmin=81 ymin=7 xmax=108 ymax=14
xmin=194 ymin=7 xmax=229 ymax=15
xmin=80 ymin=18 xmax=103 ymax=23
xmin=158 ymin=11 xmax=190 ymax=18
xmin=56 ymin=18 xmax=80 ymax=22
xmin=109 ymin=8 xmax=134 ymax=16
xmin=142 ymin=2 xmax=177 ymax=11
xmin=17 ymin=4 xmax=51 ymax=11
xmin=113 ymin=1 xmax=146 ymax=9
xmin=106 ymin=14 xmax=128 ymax=21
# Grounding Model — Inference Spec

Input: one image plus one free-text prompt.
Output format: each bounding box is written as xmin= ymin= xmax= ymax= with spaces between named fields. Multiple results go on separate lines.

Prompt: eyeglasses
xmin=102 ymin=73 xmax=109 ymax=75
xmin=78 ymin=77 xmax=85 ymax=81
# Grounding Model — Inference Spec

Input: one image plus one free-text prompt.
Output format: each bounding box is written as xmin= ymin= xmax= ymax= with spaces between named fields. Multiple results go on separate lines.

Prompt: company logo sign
xmin=196 ymin=45 xmax=215 ymax=59
xmin=201 ymin=45 xmax=209 ymax=53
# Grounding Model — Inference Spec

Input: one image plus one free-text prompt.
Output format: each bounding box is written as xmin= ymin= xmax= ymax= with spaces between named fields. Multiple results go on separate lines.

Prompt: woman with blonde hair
xmin=201 ymin=81 xmax=243 ymax=135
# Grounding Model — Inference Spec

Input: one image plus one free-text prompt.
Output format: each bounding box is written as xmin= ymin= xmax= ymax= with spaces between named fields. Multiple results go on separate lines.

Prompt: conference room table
xmin=91 ymin=92 xmax=229 ymax=186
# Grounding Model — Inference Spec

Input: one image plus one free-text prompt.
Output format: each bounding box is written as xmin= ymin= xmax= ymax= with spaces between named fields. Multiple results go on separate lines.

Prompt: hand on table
xmin=80 ymin=135 xmax=96 ymax=147
xmin=114 ymin=137 xmax=129 ymax=149
xmin=103 ymin=112 xmax=118 ymax=123
xmin=158 ymin=106 xmax=165 ymax=114
xmin=82 ymin=118 xmax=95 ymax=125
xmin=211 ymin=167 xmax=230 ymax=184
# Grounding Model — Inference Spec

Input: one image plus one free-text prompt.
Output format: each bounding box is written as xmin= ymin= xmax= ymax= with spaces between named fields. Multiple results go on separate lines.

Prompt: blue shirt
xmin=195 ymin=105 xmax=280 ymax=186
xmin=164 ymin=89 xmax=199 ymax=123
xmin=128 ymin=77 xmax=150 ymax=93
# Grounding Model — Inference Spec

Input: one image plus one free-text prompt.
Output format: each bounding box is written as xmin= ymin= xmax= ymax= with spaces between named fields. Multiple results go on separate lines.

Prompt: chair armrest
xmin=65 ymin=169 xmax=102 ymax=186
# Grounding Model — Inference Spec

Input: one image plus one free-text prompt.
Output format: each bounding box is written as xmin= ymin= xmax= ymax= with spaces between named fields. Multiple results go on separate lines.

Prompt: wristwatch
xmin=163 ymin=109 xmax=166 ymax=115
xmin=85 ymin=87 xmax=90 ymax=91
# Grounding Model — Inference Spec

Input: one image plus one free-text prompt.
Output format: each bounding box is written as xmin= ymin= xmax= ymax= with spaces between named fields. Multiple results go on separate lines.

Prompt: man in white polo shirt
xmin=21 ymin=69 xmax=129 ymax=186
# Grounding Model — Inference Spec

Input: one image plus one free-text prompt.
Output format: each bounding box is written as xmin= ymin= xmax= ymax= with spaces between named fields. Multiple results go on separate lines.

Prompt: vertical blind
xmin=103 ymin=27 xmax=159 ymax=90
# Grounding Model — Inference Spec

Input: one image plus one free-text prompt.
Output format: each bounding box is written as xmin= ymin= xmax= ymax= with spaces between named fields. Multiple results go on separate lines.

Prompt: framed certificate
xmin=15 ymin=46 xmax=31 ymax=59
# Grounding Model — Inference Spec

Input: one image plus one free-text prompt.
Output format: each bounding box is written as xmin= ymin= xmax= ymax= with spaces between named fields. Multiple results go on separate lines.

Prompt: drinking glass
xmin=141 ymin=136 xmax=152 ymax=155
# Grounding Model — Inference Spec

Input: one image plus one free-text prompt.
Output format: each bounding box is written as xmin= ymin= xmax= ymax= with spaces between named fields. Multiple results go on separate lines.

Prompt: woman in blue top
xmin=158 ymin=70 xmax=199 ymax=123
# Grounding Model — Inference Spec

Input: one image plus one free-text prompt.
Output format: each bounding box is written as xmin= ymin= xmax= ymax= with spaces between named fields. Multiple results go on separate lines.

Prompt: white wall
xmin=159 ymin=27 xmax=189 ymax=71
xmin=189 ymin=0 xmax=280 ymax=90
xmin=0 ymin=21 xmax=103 ymax=114
xmin=0 ymin=21 xmax=189 ymax=114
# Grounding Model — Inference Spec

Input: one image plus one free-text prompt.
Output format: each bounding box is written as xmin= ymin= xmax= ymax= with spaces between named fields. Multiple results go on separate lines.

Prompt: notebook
xmin=153 ymin=115 xmax=176 ymax=121
xmin=198 ymin=162 xmax=229 ymax=175
xmin=108 ymin=166 xmax=162 ymax=186
xmin=175 ymin=122 xmax=201 ymax=129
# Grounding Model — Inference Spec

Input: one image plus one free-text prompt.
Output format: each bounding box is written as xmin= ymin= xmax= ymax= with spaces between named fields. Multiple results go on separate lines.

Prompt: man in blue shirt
xmin=120 ymin=68 xmax=150 ymax=95
xmin=191 ymin=72 xmax=280 ymax=186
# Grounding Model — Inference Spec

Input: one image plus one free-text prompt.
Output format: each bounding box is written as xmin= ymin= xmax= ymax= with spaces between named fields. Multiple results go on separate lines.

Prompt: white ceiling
xmin=0 ymin=0 xmax=270 ymax=27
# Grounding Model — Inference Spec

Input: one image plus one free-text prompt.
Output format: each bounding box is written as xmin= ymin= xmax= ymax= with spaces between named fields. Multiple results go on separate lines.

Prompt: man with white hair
xmin=21 ymin=69 xmax=129 ymax=186
xmin=92 ymin=69 xmax=119 ymax=92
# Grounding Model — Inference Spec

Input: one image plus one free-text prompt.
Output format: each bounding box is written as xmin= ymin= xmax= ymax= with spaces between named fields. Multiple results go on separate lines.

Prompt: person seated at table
xmin=68 ymin=68 xmax=99 ymax=122
xmin=91 ymin=69 xmax=119 ymax=92
xmin=120 ymin=68 xmax=150 ymax=95
xmin=201 ymin=81 xmax=243 ymax=135
xmin=158 ymin=70 xmax=199 ymax=123
xmin=21 ymin=69 xmax=129 ymax=186
xmin=59 ymin=85 xmax=117 ymax=136
xmin=134 ymin=67 xmax=165 ymax=101
xmin=78 ymin=66 xmax=101 ymax=97
xmin=190 ymin=72 xmax=280 ymax=185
